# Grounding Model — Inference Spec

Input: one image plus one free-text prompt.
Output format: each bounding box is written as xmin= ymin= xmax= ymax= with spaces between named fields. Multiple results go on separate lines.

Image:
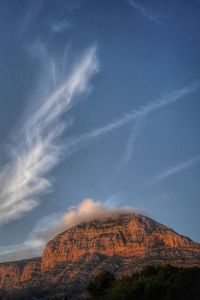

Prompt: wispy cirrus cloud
xmin=118 ymin=82 xmax=199 ymax=169
xmin=64 ymin=82 xmax=199 ymax=159
xmin=127 ymin=0 xmax=166 ymax=25
xmin=50 ymin=20 xmax=72 ymax=34
xmin=151 ymin=155 xmax=200 ymax=185
xmin=104 ymin=82 xmax=199 ymax=173
xmin=0 ymin=44 xmax=99 ymax=224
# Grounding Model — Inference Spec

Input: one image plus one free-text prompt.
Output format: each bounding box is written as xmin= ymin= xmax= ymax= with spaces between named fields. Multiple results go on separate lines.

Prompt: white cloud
xmin=0 ymin=44 xmax=99 ymax=224
xmin=61 ymin=198 xmax=134 ymax=227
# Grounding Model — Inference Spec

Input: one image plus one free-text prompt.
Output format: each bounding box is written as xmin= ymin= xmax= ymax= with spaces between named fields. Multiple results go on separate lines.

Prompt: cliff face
xmin=41 ymin=214 xmax=200 ymax=271
xmin=0 ymin=258 xmax=41 ymax=289
xmin=0 ymin=213 xmax=200 ymax=298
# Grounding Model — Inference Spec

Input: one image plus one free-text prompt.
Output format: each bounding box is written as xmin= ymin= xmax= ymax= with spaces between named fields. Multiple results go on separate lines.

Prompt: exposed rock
xmin=0 ymin=213 xmax=200 ymax=299
xmin=0 ymin=257 xmax=41 ymax=289
xmin=41 ymin=214 xmax=200 ymax=271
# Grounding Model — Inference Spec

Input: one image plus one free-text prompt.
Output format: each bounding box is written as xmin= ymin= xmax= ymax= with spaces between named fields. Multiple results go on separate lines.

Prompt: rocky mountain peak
xmin=41 ymin=213 xmax=198 ymax=271
xmin=0 ymin=213 xmax=200 ymax=299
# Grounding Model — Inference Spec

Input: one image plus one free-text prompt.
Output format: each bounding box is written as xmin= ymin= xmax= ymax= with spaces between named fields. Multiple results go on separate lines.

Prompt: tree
xmin=87 ymin=271 xmax=115 ymax=298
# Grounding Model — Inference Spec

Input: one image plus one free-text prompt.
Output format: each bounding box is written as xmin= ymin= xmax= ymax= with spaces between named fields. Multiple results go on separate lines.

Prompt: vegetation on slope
xmin=86 ymin=265 xmax=200 ymax=300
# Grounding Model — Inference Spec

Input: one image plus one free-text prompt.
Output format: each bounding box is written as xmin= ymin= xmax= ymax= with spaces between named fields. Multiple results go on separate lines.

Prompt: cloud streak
xmin=103 ymin=82 xmax=198 ymax=174
xmin=120 ymin=117 xmax=145 ymax=168
xmin=64 ymin=82 xmax=199 ymax=159
xmin=0 ymin=45 xmax=99 ymax=224
xmin=151 ymin=155 xmax=200 ymax=185
xmin=50 ymin=20 xmax=72 ymax=33
xmin=127 ymin=0 xmax=166 ymax=25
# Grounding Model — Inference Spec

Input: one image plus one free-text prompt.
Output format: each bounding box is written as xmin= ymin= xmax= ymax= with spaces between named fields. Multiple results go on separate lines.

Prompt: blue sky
xmin=0 ymin=0 xmax=200 ymax=261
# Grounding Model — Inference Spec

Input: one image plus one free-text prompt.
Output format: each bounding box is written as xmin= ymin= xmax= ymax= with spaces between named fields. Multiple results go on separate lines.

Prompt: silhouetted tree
xmin=86 ymin=265 xmax=200 ymax=300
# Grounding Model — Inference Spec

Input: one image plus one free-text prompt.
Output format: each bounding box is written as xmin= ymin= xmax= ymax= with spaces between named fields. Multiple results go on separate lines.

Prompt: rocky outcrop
xmin=41 ymin=214 xmax=200 ymax=271
xmin=0 ymin=213 xmax=200 ymax=298
xmin=0 ymin=258 xmax=40 ymax=289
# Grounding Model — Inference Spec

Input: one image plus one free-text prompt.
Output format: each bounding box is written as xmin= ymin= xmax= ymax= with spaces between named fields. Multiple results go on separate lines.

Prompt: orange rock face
xmin=41 ymin=214 xmax=200 ymax=271
xmin=0 ymin=258 xmax=41 ymax=289
xmin=0 ymin=213 xmax=200 ymax=295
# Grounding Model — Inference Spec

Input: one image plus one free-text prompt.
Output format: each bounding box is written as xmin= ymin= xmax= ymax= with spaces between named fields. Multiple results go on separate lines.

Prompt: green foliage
xmin=86 ymin=271 xmax=115 ymax=298
xmin=86 ymin=265 xmax=200 ymax=300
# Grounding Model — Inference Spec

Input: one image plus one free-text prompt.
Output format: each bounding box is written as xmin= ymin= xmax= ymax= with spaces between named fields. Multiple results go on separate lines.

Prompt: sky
xmin=0 ymin=0 xmax=200 ymax=262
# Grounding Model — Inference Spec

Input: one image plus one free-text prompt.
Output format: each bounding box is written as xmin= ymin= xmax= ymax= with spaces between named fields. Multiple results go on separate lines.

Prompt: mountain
xmin=0 ymin=213 xmax=200 ymax=299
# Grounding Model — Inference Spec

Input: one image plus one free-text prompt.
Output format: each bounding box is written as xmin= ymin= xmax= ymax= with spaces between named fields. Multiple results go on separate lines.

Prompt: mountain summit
xmin=41 ymin=213 xmax=200 ymax=271
xmin=0 ymin=213 xmax=200 ymax=299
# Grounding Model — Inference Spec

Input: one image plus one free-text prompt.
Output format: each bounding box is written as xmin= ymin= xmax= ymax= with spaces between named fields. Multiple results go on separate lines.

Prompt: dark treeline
xmin=85 ymin=265 xmax=200 ymax=300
